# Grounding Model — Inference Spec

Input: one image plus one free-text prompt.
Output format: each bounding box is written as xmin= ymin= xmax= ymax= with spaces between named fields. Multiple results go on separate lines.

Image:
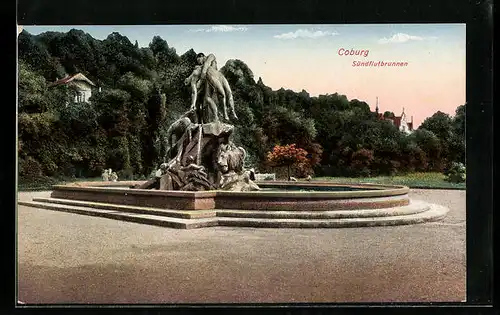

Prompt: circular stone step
xmin=18 ymin=199 xmax=449 ymax=229
xmin=216 ymin=204 xmax=449 ymax=228
xmin=215 ymin=200 xmax=430 ymax=219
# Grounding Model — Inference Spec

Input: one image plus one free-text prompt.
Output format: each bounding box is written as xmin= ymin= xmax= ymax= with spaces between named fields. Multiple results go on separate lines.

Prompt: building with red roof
xmin=48 ymin=73 xmax=96 ymax=103
xmin=373 ymin=97 xmax=414 ymax=134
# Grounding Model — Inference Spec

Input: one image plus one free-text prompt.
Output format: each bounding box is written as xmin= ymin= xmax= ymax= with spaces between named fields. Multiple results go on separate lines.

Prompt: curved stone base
xmin=18 ymin=198 xmax=448 ymax=229
xmin=46 ymin=180 xmax=411 ymax=211
xmin=216 ymin=204 xmax=449 ymax=228
xmin=18 ymin=181 xmax=448 ymax=228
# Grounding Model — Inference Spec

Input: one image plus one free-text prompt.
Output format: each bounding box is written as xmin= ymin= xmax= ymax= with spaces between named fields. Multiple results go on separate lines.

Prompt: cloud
xmin=190 ymin=25 xmax=249 ymax=33
xmin=378 ymin=33 xmax=438 ymax=44
xmin=273 ymin=29 xmax=339 ymax=39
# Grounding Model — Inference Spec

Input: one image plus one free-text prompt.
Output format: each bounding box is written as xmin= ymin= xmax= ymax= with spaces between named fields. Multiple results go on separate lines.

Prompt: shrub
xmin=18 ymin=156 xmax=43 ymax=179
xmin=295 ymin=162 xmax=314 ymax=178
xmin=117 ymin=168 xmax=134 ymax=180
xmin=372 ymin=158 xmax=400 ymax=176
xmin=18 ymin=175 xmax=60 ymax=191
xmin=266 ymin=144 xmax=309 ymax=180
xmin=350 ymin=148 xmax=374 ymax=177
xmin=444 ymin=162 xmax=466 ymax=183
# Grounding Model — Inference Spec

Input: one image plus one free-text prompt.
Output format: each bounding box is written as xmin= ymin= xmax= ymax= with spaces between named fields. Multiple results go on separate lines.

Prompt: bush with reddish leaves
xmin=266 ymin=144 xmax=309 ymax=180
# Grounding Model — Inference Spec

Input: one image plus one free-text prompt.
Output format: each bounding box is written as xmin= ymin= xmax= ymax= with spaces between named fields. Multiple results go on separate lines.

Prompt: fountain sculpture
xmin=135 ymin=52 xmax=259 ymax=192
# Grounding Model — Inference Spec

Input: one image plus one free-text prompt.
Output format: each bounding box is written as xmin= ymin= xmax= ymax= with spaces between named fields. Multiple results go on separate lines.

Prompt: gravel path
xmin=16 ymin=189 xmax=465 ymax=304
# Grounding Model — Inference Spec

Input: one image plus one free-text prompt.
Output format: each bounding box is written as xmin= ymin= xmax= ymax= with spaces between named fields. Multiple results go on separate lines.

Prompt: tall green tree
xmin=18 ymin=61 xmax=48 ymax=113
xmin=450 ymin=104 xmax=466 ymax=164
xmin=418 ymin=111 xmax=453 ymax=168
xmin=409 ymin=129 xmax=442 ymax=171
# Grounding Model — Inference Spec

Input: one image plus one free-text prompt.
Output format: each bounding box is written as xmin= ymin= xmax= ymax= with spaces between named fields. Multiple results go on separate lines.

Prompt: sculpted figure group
xmin=137 ymin=53 xmax=259 ymax=192
xmin=184 ymin=53 xmax=238 ymax=123
xmin=101 ymin=168 xmax=118 ymax=182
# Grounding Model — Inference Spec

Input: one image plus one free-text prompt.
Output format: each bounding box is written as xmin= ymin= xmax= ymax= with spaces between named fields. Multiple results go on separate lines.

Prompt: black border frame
xmin=7 ymin=0 xmax=494 ymax=313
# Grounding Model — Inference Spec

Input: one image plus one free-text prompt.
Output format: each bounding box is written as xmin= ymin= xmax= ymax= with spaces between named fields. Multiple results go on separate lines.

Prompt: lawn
xmin=18 ymin=176 xmax=104 ymax=191
xmin=18 ymin=172 xmax=466 ymax=191
xmin=315 ymin=172 xmax=466 ymax=190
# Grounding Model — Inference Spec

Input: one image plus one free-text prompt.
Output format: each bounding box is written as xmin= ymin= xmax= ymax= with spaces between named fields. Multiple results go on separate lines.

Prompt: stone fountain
xmin=134 ymin=52 xmax=259 ymax=193
xmin=19 ymin=53 xmax=449 ymax=228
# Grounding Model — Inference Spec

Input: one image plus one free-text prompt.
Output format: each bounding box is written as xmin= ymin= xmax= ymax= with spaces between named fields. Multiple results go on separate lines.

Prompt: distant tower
xmin=375 ymin=96 xmax=379 ymax=114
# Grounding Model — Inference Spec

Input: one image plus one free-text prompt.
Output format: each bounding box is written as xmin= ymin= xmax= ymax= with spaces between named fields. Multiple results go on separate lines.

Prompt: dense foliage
xmin=266 ymin=144 xmax=309 ymax=180
xmin=17 ymin=29 xmax=466 ymax=183
xmin=444 ymin=162 xmax=466 ymax=183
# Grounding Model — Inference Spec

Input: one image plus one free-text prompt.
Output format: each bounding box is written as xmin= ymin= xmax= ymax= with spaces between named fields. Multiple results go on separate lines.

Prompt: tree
xmin=453 ymin=104 xmax=465 ymax=137
xmin=383 ymin=111 xmax=395 ymax=119
xmin=419 ymin=111 xmax=453 ymax=140
xmin=263 ymin=106 xmax=317 ymax=145
xmin=143 ymin=84 xmax=168 ymax=175
xmin=419 ymin=111 xmax=454 ymax=167
xmin=18 ymin=30 xmax=65 ymax=81
xmin=149 ymin=36 xmax=180 ymax=69
xmin=149 ymin=36 xmax=170 ymax=57
xmin=117 ymin=72 xmax=152 ymax=103
xmin=349 ymin=99 xmax=371 ymax=114
xmin=450 ymin=104 xmax=466 ymax=164
xmin=91 ymin=89 xmax=134 ymax=174
xmin=18 ymin=111 xmax=69 ymax=176
xmin=404 ymin=142 xmax=428 ymax=172
xmin=444 ymin=162 xmax=466 ymax=183
xmin=221 ymin=59 xmax=255 ymax=87
xmin=409 ymin=129 xmax=442 ymax=171
xmin=266 ymin=144 xmax=309 ymax=180
xmin=258 ymin=106 xmax=322 ymax=175
xmin=18 ymin=61 xmax=48 ymax=113
xmin=350 ymin=148 xmax=375 ymax=177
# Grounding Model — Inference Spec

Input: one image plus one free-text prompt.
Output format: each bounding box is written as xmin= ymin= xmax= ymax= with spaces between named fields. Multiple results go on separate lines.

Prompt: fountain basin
xmin=49 ymin=181 xmax=409 ymax=211
xmin=19 ymin=180 xmax=449 ymax=229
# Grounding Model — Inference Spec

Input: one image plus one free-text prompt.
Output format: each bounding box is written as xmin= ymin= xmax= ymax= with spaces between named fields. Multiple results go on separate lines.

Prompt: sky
xmin=21 ymin=24 xmax=466 ymax=128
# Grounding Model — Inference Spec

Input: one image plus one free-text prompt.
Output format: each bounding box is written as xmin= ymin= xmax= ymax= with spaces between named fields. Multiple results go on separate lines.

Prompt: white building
xmin=48 ymin=73 xmax=96 ymax=103
xmin=374 ymin=97 xmax=414 ymax=134
xmin=396 ymin=108 xmax=414 ymax=134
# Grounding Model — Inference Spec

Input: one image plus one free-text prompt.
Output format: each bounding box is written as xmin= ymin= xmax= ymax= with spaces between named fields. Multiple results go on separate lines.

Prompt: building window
xmin=75 ymin=91 xmax=87 ymax=103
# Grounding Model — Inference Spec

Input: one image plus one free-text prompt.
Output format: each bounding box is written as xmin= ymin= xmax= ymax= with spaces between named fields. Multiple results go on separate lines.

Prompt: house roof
xmin=48 ymin=73 xmax=96 ymax=87
xmin=374 ymin=108 xmax=414 ymax=130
